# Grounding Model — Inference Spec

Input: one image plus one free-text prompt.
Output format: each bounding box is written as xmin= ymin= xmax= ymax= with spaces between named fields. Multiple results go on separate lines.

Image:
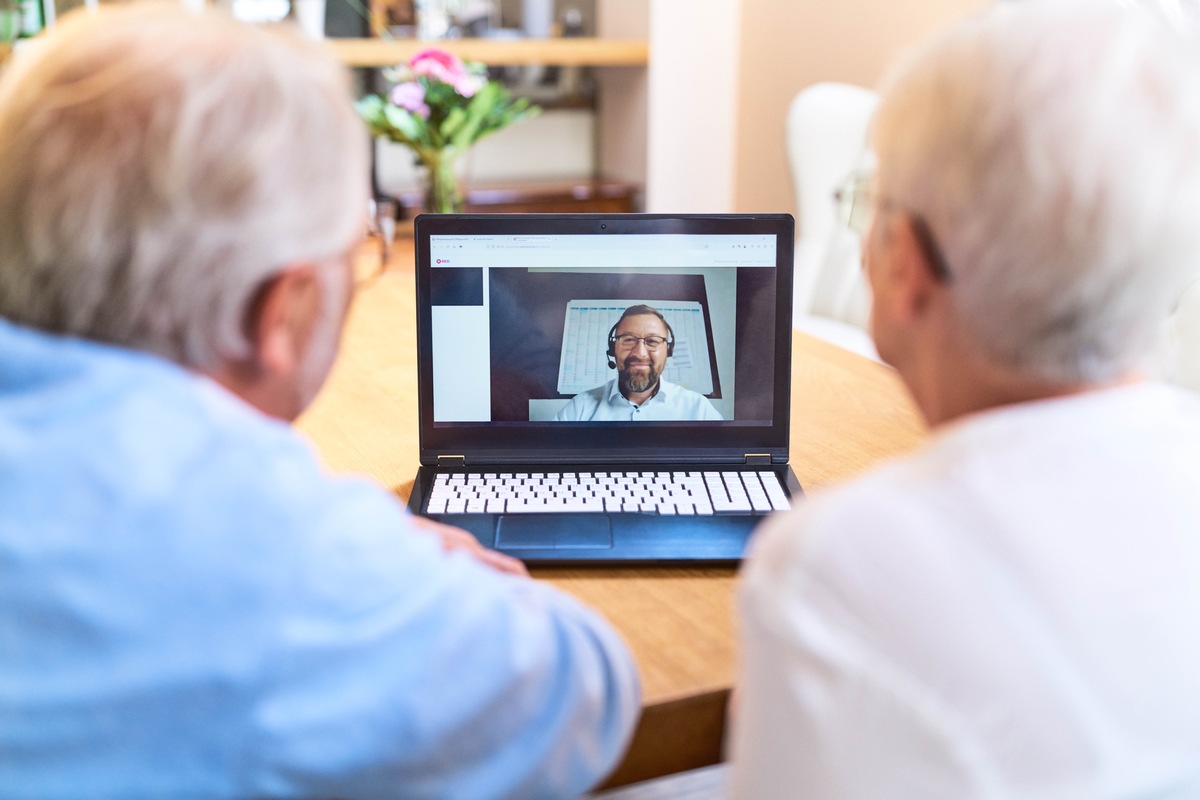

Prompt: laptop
xmin=407 ymin=213 xmax=803 ymax=564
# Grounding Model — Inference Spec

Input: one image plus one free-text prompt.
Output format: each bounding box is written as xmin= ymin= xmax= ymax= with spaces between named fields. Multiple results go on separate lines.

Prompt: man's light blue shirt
xmin=0 ymin=320 xmax=640 ymax=799
xmin=554 ymin=378 xmax=723 ymax=422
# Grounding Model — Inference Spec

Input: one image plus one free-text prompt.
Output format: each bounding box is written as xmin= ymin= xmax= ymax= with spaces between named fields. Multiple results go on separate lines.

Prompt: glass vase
xmin=418 ymin=151 xmax=465 ymax=215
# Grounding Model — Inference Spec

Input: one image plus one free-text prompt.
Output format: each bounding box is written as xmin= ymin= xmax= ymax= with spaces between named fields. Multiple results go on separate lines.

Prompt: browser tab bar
xmin=430 ymin=234 xmax=777 ymax=269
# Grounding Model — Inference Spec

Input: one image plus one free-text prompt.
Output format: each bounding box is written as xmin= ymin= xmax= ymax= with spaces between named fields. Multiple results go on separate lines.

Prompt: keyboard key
xmin=760 ymin=473 xmax=792 ymax=511
xmin=713 ymin=497 xmax=752 ymax=513
xmin=749 ymin=494 xmax=772 ymax=513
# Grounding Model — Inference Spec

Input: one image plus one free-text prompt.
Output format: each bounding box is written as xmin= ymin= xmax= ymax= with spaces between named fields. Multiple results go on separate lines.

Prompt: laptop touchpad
xmin=496 ymin=514 xmax=613 ymax=550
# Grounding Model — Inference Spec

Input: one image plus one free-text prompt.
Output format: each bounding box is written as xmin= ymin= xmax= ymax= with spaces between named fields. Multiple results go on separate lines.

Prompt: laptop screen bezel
xmin=413 ymin=213 xmax=795 ymax=465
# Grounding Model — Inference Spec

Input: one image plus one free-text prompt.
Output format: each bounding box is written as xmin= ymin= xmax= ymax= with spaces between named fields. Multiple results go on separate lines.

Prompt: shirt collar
xmin=607 ymin=376 xmax=670 ymax=407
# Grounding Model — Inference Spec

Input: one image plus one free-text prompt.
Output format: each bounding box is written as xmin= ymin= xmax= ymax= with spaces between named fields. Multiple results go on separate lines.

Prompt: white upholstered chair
xmin=1154 ymin=278 xmax=1200 ymax=392
xmin=786 ymin=82 xmax=880 ymax=361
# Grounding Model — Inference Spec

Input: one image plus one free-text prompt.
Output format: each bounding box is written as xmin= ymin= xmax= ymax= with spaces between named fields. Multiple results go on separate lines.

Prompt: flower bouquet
xmin=356 ymin=49 xmax=540 ymax=214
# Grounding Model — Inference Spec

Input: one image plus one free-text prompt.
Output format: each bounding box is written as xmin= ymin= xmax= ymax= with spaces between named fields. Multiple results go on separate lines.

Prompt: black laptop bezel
xmin=413 ymin=213 xmax=796 ymax=466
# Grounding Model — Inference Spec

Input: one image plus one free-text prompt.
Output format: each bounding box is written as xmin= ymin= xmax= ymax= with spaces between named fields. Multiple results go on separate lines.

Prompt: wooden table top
xmin=295 ymin=236 xmax=927 ymax=784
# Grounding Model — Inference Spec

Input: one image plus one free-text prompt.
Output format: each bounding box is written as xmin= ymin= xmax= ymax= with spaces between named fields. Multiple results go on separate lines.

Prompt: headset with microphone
xmin=606 ymin=305 xmax=676 ymax=369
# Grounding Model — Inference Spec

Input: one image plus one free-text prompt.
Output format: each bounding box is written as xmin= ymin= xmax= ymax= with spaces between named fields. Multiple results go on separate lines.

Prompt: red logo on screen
xmin=436 ymin=258 xmax=449 ymax=264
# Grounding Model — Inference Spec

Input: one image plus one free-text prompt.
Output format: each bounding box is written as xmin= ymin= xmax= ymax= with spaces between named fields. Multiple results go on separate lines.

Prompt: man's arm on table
xmin=250 ymin=473 xmax=641 ymax=798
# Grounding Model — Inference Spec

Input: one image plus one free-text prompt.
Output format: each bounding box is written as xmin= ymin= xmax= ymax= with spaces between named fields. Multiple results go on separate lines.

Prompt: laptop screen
xmin=414 ymin=214 xmax=795 ymax=464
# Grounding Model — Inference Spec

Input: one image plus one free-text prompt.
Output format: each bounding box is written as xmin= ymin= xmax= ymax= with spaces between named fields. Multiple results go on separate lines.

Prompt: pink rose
xmin=452 ymin=73 xmax=485 ymax=98
xmin=409 ymin=49 xmax=468 ymax=86
xmin=409 ymin=48 xmax=485 ymax=97
xmin=389 ymin=82 xmax=430 ymax=118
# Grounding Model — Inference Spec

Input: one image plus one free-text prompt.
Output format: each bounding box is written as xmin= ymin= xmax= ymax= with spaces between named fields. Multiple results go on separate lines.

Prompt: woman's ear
xmin=885 ymin=213 xmax=944 ymax=324
xmin=869 ymin=212 xmax=941 ymax=331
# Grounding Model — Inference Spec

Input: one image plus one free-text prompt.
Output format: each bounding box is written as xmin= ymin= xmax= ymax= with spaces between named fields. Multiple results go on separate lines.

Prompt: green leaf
xmin=354 ymin=95 xmax=389 ymax=137
xmin=383 ymin=104 xmax=424 ymax=143
xmin=450 ymin=82 xmax=504 ymax=150
xmin=355 ymin=74 xmax=541 ymax=163
xmin=439 ymin=106 xmax=468 ymax=147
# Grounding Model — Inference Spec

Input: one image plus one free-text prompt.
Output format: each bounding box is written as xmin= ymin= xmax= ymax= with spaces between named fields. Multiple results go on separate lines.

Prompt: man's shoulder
xmin=1 ymin=322 xmax=356 ymax=526
xmin=659 ymin=378 xmax=700 ymax=395
xmin=556 ymin=380 xmax=615 ymax=420
xmin=658 ymin=379 xmax=721 ymax=417
xmin=571 ymin=379 xmax=614 ymax=401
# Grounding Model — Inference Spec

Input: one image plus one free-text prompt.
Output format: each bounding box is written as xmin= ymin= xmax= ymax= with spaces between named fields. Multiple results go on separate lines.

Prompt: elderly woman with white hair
xmin=732 ymin=1 xmax=1200 ymax=797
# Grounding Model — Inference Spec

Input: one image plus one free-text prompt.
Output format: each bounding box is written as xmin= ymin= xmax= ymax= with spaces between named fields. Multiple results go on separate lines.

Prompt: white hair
xmin=0 ymin=3 xmax=369 ymax=368
xmin=873 ymin=0 xmax=1200 ymax=383
xmin=1116 ymin=0 xmax=1200 ymax=31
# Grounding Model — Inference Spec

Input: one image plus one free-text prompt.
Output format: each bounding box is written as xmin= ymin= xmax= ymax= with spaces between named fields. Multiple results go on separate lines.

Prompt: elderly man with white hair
xmin=0 ymin=5 xmax=639 ymax=798
xmin=731 ymin=1 xmax=1200 ymax=797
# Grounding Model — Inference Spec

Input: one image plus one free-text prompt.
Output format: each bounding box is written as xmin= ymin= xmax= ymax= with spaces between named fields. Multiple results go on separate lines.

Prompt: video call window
xmin=428 ymin=233 xmax=778 ymax=425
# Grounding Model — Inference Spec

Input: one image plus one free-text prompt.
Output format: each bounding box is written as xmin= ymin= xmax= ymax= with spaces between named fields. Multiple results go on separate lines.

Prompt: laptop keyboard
xmin=425 ymin=471 xmax=792 ymax=516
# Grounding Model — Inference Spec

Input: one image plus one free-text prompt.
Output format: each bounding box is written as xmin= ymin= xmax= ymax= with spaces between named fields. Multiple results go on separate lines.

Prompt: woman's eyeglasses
xmin=832 ymin=167 xmax=954 ymax=283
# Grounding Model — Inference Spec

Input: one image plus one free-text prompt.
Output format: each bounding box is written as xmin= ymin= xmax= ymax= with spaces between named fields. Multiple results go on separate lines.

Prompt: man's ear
xmin=246 ymin=263 xmax=322 ymax=379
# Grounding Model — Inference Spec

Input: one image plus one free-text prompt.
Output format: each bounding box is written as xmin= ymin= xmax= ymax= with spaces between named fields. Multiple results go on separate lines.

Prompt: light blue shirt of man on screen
xmin=554 ymin=304 xmax=723 ymax=422
xmin=555 ymin=377 xmax=723 ymax=421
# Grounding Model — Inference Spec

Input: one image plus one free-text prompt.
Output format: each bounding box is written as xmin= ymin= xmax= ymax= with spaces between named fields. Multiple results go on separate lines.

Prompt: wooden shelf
xmin=328 ymin=37 xmax=648 ymax=69
xmin=392 ymin=177 xmax=640 ymax=218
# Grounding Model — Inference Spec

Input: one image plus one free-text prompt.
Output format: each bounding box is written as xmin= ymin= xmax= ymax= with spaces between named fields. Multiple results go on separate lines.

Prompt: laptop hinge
xmin=744 ymin=453 xmax=772 ymax=466
xmin=436 ymin=455 xmax=466 ymax=467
